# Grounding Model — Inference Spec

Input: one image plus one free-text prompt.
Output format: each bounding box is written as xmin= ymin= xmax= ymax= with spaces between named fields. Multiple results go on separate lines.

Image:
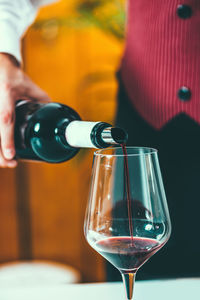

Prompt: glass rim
xmin=94 ymin=146 xmax=158 ymax=157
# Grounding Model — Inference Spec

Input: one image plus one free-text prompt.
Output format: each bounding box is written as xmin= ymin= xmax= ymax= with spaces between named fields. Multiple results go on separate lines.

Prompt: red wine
xmin=14 ymin=101 xmax=127 ymax=163
xmin=95 ymin=236 xmax=162 ymax=271
xmin=121 ymin=144 xmax=134 ymax=243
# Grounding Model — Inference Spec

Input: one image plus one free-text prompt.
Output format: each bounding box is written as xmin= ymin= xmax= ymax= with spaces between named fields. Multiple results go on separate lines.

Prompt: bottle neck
xmin=65 ymin=121 xmax=128 ymax=149
xmin=65 ymin=121 xmax=100 ymax=148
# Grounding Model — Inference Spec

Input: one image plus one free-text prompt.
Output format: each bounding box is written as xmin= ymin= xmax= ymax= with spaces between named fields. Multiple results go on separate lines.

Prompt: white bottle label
xmin=65 ymin=121 xmax=100 ymax=148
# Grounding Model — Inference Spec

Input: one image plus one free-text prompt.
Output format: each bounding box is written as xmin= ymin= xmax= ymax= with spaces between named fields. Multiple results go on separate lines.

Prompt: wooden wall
xmin=0 ymin=0 xmax=124 ymax=282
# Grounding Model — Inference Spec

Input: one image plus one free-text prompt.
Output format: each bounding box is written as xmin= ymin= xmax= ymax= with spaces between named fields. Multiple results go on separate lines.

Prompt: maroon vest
xmin=121 ymin=0 xmax=200 ymax=129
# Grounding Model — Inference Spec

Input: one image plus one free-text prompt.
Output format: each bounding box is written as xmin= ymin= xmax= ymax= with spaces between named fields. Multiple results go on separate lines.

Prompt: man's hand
xmin=0 ymin=53 xmax=50 ymax=168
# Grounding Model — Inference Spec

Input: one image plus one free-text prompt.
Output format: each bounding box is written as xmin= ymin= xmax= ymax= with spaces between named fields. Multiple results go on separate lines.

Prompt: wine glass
xmin=84 ymin=147 xmax=171 ymax=300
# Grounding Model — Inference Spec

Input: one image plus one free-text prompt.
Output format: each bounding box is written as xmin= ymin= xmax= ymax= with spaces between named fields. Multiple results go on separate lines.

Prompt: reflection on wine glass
xmin=84 ymin=147 xmax=171 ymax=300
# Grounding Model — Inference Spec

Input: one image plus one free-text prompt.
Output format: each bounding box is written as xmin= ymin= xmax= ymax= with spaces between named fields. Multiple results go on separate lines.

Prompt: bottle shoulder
xmin=16 ymin=101 xmax=81 ymax=120
xmin=31 ymin=102 xmax=81 ymax=122
xmin=15 ymin=101 xmax=81 ymax=163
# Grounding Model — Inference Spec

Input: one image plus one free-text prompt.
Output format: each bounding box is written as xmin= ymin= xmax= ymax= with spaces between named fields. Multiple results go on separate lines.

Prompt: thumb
xmin=23 ymin=77 xmax=51 ymax=103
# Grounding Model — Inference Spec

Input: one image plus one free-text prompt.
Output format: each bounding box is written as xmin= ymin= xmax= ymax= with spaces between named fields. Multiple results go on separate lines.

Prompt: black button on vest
xmin=178 ymin=87 xmax=191 ymax=101
xmin=177 ymin=4 xmax=192 ymax=19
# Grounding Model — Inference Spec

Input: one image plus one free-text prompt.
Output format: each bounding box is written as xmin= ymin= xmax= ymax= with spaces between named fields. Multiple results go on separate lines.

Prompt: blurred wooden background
xmin=0 ymin=0 xmax=125 ymax=282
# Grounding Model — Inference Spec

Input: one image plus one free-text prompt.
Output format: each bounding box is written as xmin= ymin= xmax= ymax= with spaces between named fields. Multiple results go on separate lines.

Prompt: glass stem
xmin=121 ymin=271 xmax=136 ymax=300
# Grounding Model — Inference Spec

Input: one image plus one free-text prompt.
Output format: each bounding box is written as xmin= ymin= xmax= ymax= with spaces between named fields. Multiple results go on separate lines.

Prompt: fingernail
xmin=4 ymin=149 xmax=15 ymax=159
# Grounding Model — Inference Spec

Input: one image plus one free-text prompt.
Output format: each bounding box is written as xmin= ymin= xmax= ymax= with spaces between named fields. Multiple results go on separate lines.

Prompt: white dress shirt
xmin=0 ymin=0 xmax=58 ymax=62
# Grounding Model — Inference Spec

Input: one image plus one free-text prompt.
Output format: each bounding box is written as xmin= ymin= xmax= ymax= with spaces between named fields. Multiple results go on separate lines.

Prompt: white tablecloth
xmin=0 ymin=278 xmax=200 ymax=300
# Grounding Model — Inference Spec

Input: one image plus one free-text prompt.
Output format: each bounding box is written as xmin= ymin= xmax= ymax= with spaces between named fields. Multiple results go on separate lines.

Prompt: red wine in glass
xmin=95 ymin=236 xmax=164 ymax=271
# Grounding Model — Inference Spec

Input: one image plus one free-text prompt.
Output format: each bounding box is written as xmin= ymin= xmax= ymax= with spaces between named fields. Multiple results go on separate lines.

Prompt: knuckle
xmin=0 ymin=81 xmax=11 ymax=91
xmin=0 ymin=110 xmax=14 ymax=125
xmin=0 ymin=81 xmax=12 ymax=97
xmin=15 ymin=70 xmax=25 ymax=85
xmin=0 ymin=71 xmax=24 ymax=96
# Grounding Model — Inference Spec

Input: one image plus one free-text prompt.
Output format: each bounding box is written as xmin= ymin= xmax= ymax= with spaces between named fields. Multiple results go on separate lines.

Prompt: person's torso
xmin=121 ymin=0 xmax=200 ymax=129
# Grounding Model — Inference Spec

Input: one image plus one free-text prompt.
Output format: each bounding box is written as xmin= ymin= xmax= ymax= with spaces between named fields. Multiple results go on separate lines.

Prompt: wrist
xmin=0 ymin=53 xmax=20 ymax=67
xmin=0 ymin=21 xmax=21 ymax=63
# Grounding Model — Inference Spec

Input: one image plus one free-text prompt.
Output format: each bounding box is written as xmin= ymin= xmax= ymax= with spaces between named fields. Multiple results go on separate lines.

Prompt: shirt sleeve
xmin=0 ymin=0 xmax=58 ymax=62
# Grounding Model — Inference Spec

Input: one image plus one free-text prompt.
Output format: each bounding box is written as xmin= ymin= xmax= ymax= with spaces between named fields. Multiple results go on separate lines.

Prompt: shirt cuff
xmin=0 ymin=21 xmax=21 ymax=63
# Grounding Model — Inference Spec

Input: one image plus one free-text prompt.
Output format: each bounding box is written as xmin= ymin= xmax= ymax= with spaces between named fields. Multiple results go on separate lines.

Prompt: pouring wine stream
xmin=102 ymin=128 xmax=135 ymax=300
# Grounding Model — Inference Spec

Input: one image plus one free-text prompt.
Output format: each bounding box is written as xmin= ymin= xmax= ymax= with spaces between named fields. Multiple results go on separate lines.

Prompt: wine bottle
xmin=14 ymin=101 xmax=128 ymax=163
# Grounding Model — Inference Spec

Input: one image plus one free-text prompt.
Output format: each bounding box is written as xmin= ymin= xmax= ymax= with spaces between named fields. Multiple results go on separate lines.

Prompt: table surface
xmin=0 ymin=278 xmax=200 ymax=300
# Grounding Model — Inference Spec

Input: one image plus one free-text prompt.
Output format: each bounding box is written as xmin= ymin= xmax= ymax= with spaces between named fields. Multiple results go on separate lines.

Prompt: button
xmin=177 ymin=4 xmax=192 ymax=19
xmin=178 ymin=87 xmax=191 ymax=101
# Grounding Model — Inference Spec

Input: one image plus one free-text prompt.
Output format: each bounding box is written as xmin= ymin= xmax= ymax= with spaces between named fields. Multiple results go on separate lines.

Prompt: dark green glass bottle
xmin=15 ymin=101 xmax=127 ymax=163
